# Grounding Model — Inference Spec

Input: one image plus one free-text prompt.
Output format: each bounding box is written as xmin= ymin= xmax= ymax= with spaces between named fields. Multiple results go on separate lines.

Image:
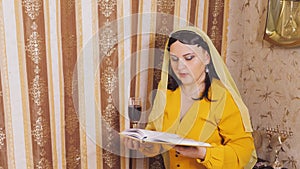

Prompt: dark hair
xmin=167 ymin=30 xmax=219 ymax=101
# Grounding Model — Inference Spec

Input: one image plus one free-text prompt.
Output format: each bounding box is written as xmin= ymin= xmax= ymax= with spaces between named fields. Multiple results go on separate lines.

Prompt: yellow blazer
xmin=144 ymin=80 xmax=257 ymax=169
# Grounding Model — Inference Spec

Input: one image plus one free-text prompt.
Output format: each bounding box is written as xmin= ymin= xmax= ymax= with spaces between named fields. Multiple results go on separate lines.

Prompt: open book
xmin=120 ymin=128 xmax=211 ymax=147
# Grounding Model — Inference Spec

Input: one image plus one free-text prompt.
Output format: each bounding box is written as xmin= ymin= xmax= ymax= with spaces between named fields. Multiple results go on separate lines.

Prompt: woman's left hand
xmin=174 ymin=146 xmax=206 ymax=160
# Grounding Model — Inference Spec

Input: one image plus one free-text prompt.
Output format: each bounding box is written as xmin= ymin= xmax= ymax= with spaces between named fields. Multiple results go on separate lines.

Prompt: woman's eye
xmin=171 ymin=56 xmax=179 ymax=61
xmin=185 ymin=55 xmax=194 ymax=60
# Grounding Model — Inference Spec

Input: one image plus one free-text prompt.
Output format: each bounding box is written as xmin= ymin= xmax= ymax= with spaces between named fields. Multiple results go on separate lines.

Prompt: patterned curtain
xmin=0 ymin=0 xmax=227 ymax=169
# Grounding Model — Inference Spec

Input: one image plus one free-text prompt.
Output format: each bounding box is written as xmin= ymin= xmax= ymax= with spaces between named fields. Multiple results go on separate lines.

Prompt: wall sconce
xmin=264 ymin=0 xmax=300 ymax=47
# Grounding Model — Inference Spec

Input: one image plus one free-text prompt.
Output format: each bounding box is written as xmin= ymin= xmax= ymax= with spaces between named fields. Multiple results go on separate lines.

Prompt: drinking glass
xmin=128 ymin=97 xmax=142 ymax=128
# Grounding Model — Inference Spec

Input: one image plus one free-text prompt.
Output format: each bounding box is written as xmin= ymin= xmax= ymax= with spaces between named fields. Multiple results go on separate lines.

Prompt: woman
xmin=124 ymin=26 xmax=257 ymax=169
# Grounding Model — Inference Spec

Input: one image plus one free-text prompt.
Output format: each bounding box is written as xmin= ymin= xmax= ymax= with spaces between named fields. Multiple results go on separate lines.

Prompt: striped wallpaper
xmin=0 ymin=0 xmax=227 ymax=168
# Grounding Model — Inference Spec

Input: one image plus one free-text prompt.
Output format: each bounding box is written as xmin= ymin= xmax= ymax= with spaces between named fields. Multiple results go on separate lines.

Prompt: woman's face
xmin=169 ymin=40 xmax=210 ymax=86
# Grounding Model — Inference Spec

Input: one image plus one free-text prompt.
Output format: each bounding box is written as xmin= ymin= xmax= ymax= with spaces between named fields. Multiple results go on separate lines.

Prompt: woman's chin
xmin=180 ymin=80 xmax=194 ymax=86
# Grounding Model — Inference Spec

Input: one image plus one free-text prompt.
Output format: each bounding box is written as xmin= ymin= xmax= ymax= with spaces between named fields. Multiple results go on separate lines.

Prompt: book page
xmin=119 ymin=128 xmax=147 ymax=140
xmin=120 ymin=129 xmax=211 ymax=147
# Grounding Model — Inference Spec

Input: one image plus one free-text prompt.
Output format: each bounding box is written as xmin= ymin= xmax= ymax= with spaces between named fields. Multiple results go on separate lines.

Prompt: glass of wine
xmin=128 ymin=97 xmax=142 ymax=128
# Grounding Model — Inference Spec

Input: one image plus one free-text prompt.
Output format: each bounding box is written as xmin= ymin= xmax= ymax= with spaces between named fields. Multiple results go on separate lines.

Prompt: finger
xmin=174 ymin=145 xmax=188 ymax=151
xmin=127 ymin=139 xmax=133 ymax=148
xmin=123 ymin=137 xmax=129 ymax=145
xmin=124 ymin=138 xmax=137 ymax=149
xmin=141 ymin=142 xmax=153 ymax=149
xmin=132 ymin=140 xmax=139 ymax=149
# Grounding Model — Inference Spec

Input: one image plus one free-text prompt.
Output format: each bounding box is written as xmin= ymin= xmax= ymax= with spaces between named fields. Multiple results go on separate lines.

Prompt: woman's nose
xmin=177 ymin=59 xmax=186 ymax=69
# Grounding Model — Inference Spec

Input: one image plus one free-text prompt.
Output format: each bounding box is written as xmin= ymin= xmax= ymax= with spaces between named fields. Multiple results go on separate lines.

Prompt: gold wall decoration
xmin=99 ymin=22 xmax=117 ymax=57
xmin=36 ymin=157 xmax=52 ymax=169
xmin=32 ymin=116 xmax=50 ymax=147
xmin=26 ymin=23 xmax=42 ymax=64
xmin=0 ymin=128 xmax=5 ymax=149
xmin=22 ymin=0 xmax=42 ymax=20
xmin=98 ymin=0 xmax=120 ymax=168
xmin=98 ymin=0 xmax=117 ymax=18
xmin=101 ymin=65 xmax=117 ymax=94
xmin=0 ymin=9 xmax=9 ymax=167
xmin=66 ymin=145 xmax=81 ymax=168
xmin=207 ymin=0 xmax=225 ymax=54
xmin=29 ymin=76 xmax=46 ymax=106
xmin=61 ymin=0 xmax=82 ymax=167
xmin=264 ymin=0 xmax=300 ymax=47
xmin=157 ymin=0 xmax=175 ymax=13
xmin=103 ymin=150 xmax=118 ymax=168
xmin=22 ymin=0 xmax=54 ymax=168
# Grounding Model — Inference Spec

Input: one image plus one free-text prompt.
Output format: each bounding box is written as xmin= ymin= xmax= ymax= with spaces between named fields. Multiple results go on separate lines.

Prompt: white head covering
xmin=148 ymin=26 xmax=253 ymax=132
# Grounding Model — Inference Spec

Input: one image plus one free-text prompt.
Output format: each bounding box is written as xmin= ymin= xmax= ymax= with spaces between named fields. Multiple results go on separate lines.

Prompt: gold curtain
xmin=0 ymin=0 xmax=227 ymax=169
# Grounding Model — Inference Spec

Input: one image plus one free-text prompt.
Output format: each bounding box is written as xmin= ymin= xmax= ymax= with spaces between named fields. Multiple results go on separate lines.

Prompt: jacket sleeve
xmin=198 ymin=92 xmax=257 ymax=169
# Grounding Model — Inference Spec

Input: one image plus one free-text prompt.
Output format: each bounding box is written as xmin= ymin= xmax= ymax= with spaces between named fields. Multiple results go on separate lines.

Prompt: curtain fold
xmin=0 ymin=70 xmax=8 ymax=168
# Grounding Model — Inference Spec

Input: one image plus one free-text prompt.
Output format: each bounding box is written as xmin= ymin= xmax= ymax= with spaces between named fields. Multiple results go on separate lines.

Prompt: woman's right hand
xmin=123 ymin=137 xmax=156 ymax=152
xmin=123 ymin=137 xmax=162 ymax=157
xmin=123 ymin=137 xmax=141 ymax=150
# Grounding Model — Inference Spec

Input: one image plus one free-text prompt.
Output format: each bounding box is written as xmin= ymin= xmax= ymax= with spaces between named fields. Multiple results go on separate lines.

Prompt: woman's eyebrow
xmin=182 ymin=52 xmax=194 ymax=57
xmin=170 ymin=52 xmax=194 ymax=57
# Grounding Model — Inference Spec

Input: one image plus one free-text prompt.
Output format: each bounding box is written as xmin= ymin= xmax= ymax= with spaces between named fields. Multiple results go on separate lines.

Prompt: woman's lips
xmin=178 ymin=72 xmax=188 ymax=78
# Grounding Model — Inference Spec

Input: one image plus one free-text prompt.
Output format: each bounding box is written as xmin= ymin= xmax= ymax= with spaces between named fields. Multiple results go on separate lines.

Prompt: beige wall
xmin=227 ymin=1 xmax=300 ymax=168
